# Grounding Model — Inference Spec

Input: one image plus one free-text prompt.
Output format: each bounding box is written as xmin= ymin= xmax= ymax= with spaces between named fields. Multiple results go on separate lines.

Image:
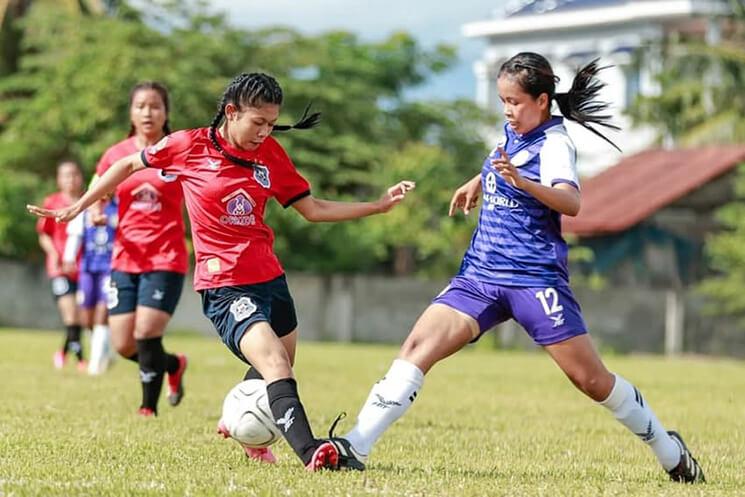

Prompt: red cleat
xmin=167 ymin=354 xmax=188 ymax=406
xmin=217 ymin=420 xmax=277 ymax=464
xmin=305 ymin=441 xmax=339 ymax=472
xmin=53 ymin=350 xmax=66 ymax=370
xmin=138 ymin=407 xmax=156 ymax=417
xmin=76 ymin=360 xmax=88 ymax=373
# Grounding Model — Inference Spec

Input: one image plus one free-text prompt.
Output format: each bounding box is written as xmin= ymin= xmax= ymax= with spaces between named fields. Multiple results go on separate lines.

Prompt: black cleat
xmin=327 ymin=412 xmax=367 ymax=471
xmin=667 ymin=431 xmax=705 ymax=483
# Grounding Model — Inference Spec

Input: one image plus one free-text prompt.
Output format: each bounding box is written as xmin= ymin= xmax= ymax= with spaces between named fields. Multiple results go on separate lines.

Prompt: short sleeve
xmin=140 ymin=130 xmax=194 ymax=173
xmin=268 ymin=140 xmax=311 ymax=208
xmin=96 ymin=147 xmax=117 ymax=177
xmin=36 ymin=196 xmax=55 ymax=236
xmin=539 ymin=130 xmax=579 ymax=190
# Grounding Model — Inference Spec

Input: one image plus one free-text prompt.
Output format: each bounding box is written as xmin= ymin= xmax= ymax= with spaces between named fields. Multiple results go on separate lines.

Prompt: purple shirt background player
xmin=460 ymin=117 xmax=578 ymax=287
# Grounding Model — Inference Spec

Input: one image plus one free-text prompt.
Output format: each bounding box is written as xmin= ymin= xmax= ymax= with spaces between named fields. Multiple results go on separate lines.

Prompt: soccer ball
xmin=221 ymin=379 xmax=281 ymax=448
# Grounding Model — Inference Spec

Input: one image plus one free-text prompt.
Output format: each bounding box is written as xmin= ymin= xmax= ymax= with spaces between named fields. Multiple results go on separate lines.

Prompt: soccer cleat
xmin=138 ymin=407 xmax=156 ymax=417
xmin=216 ymin=420 xmax=277 ymax=464
xmin=53 ymin=350 xmax=66 ymax=370
xmin=305 ymin=441 xmax=339 ymax=472
xmin=666 ymin=431 xmax=705 ymax=483
xmin=167 ymin=354 xmax=188 ymax=406
xmin=76 ymin=360 xmax=88 ymax=373
xmin=327 ymin=412 xmax=367 ymax=471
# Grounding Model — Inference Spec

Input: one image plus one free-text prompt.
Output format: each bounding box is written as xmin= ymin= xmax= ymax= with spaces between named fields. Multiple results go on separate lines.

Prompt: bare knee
xmin=566 ymin=368 xmax=614 ymax=401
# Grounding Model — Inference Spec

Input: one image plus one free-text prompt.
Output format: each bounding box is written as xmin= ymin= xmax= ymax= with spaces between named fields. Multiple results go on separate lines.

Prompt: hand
xmin=377 ymin=180 xmax=416 ymax=213
xmin=449 ymin=176 xmax=482 ymax=216
xmin=90 ymin=212 xmax=108 ymax=226
xmin=62 ymin=261 xmax=77 ymax=275
xmin=491 ymin=147 xmax=525 ymax=189
xmin=27 ymin=203 xmax=81 ymax=223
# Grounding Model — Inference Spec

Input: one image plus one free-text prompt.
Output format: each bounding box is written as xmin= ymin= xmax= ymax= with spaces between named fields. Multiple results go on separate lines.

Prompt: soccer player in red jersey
xmin=89 ymin=82 xmax=188 ymax=416
xmin=28 ymin=72 xmax=414 ymax=471
xmin=37 ymin=160 xmax=85 ymax=371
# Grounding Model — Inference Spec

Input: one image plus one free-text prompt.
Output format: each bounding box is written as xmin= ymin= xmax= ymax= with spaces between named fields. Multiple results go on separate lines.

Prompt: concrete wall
xmin=2 ymin=259 xmax=744 ymax=357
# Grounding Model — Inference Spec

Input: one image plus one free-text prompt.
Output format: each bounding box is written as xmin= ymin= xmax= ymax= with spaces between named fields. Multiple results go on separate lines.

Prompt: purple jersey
xmin=67 ymin=201 xmax=118 ymax=274
xmin=459 ymin=117 xmax=579 ymax=287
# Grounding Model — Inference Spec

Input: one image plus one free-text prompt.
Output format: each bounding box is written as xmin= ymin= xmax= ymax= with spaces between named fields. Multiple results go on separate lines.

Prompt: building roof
xmin=562 ymin=146 xmax=745 ymax=236
xmin=463 ymin=0 xmax=729 ymax=39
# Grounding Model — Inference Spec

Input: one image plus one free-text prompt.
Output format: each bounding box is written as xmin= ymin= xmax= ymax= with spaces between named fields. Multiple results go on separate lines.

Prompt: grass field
xmin=1 ymin=329 xmax=743 ymax=497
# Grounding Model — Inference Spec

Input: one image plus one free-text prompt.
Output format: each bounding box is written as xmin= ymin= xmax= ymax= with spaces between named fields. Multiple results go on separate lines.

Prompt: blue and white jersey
xmin=458 ymin=116 xmax=578 ymax=287
xmin=66 ymin=200 xmax=118 ymax=274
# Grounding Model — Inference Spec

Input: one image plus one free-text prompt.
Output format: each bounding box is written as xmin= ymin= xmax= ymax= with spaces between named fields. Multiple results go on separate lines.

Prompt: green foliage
xmin=2 ymin=329 xmax=744 ymax=496
xmin=698 ymin=163 xmax=745 ymax=318
xmin=0 ymin=1 xmax=493 ymax=274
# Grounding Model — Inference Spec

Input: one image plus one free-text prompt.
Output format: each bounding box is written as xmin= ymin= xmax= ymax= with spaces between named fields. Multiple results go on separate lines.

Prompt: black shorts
xmin=200 ymin=274 xmax=298 ymax=364
xmin=108 ymin=270 xmax=185 ymax=316
xmin=51 ymin=276 xmax=77 ymax=300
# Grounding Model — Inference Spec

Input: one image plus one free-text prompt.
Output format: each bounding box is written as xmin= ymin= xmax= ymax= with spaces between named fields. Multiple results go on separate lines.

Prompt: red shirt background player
xmin=36 ymin=160 xmax=84 ymax=370
xmin=28 ymin=72 xmax=414 ymax=470
xmin=86 ymin=82 xmax=188 ymax=417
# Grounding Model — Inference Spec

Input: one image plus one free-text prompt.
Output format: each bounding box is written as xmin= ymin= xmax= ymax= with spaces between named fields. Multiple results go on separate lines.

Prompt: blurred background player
xmin=28 ymin=72 xmax=414 ymax=471
xmin=63 ymin=198 xmax=118 ymax=375
xmin=37 ymin=160 xmax=85 ymax=371
xmin=88 ymin=81 xmax=188 ymax=416
xmin=330 ymin=53 xmax=705 ymax=484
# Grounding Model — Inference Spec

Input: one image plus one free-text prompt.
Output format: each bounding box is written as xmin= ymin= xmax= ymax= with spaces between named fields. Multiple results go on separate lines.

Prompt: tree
xmin=0 ymin=1 xmax=494 ymax=275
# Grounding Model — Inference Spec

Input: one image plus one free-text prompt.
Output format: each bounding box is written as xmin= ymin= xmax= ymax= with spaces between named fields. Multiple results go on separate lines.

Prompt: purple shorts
xmin=432 ymin=276 xmax=587 ymax=346
xmin=77 ymin=271 xmax=110 ymax=309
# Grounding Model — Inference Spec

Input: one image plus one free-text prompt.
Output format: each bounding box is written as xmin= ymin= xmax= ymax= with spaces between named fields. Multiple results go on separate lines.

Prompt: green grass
xmin=1 ymin=329 xmax=743 ymax=497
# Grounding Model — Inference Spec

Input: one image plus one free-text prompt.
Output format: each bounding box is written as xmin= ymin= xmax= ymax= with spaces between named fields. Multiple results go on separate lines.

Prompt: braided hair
xmin=209 ymin=72 xmax=321 ymax=168
xmin=127 ymin=81 xmax=171 ymax=137
xmin=498 ymin=53 xmax=621 ymax=152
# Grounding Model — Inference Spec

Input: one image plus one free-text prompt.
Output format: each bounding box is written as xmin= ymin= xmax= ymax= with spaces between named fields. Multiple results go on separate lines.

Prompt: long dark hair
xmin=208 ymin=72 xmax=321 ymax=168
xmin=127 ymin=81 xmax=171 ymax=137
xmin=498 ymin=52 xmax=621 ymax=152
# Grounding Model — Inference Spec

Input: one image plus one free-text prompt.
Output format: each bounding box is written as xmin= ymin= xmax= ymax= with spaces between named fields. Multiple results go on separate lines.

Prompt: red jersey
xmin=36 ymin=192 xmax=79 ymax=280
xmin=96 ymin=136 xmax=188 ymax=274
xmin=140 ymin=128 xmax=310 ymax=290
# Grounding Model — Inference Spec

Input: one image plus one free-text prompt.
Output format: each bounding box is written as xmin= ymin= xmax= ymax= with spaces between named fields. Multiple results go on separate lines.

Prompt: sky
xmin=209 ymin=0 xmax=509 ymax=101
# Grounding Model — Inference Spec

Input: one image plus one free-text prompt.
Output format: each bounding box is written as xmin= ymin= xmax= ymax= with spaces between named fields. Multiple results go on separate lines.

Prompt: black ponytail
xmin=208 ymin=72 xmax=321 ymax=169
xmin=499 ymin=53 xmax=621 ymax=152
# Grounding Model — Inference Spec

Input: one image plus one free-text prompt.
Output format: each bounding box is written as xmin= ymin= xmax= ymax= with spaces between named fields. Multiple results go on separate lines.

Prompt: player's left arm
xmin=292 ymin=181 xmax=416 ymax=222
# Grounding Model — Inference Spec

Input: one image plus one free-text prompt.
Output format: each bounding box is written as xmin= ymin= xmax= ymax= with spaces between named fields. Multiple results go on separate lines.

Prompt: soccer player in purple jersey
xmin=328 ymin=52 xmax=705 ymax=484
xmin=63 ymin=199 xmax=118 ymax=375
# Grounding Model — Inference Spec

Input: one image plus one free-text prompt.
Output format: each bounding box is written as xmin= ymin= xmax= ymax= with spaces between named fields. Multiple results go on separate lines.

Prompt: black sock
xmin=136 ymin=337 xmax=166 ymax=413
xmin=125 ymin=352 xmax=139 ymax=363
xmin=243 ymin=366 xmax=264 ymax=381
xmin=65 ymin=325 xmax=83 ymax=360
xmin=164 ymin=352 xmax=180 ymax=375
xmin=266 ymin=378 xmax=318 ymax=465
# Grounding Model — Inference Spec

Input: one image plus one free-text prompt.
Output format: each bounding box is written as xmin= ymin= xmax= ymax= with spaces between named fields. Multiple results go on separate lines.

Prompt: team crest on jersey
xmin=130 ymin=183 xmax=162 ymax=212
xmin=148 ymin=136 xmax=169 ymax=155
xmin=485 ymin=172 xmax=498 ymax=194
xmin=157 ymin=169 xmax=178 ymax=183
xmin=253 ymin=164 xmax=271 ymax=188
xmin=206 ymin=158 xmax=221 ymax=170
xmin=220 ymin=188 xmax=256 ymax=226
xmin=230 ymin=296 xmax=257 ymax=322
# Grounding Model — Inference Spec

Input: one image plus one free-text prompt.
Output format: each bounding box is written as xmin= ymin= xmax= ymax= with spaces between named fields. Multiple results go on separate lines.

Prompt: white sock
xmin=344 ymin=359 xmax=424 ymax=458
xmin=599 ymin=373 xmax=680 ymax=470
xmin=88 ymin=325 xmax=111 ymax=375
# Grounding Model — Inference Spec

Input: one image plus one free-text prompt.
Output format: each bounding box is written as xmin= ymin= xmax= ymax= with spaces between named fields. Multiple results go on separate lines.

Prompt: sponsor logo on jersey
xmin=483 ymin=193 xmax=519 ymax=210
xmin=253 ymin=164 xmax=271 ymax=188
xmin=220 ymin=188 xmax=257 ymax=226
xmin=130 ymin=183 xmax=162 ymax=212
xmin=207 ymin=158 xmax=220 ymax=170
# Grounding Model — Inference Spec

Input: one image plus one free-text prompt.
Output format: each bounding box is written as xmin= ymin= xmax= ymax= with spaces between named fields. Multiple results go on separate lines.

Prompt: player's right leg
xmin=202 ymin=282 xmax=337 ymax=471
xmin=335 ymin=303 xmax=476 ymax=468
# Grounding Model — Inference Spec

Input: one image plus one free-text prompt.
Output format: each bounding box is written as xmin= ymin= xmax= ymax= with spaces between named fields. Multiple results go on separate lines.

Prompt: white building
xmin=462 ymin=0 xmax=730 ymax=174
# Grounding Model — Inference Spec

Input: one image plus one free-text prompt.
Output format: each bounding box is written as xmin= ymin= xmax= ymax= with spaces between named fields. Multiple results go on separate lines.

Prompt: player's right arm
xmin=27 ymin=153 xmax=145 ymax=223
xmin=448 ymin=173 xmax=482 ymax=216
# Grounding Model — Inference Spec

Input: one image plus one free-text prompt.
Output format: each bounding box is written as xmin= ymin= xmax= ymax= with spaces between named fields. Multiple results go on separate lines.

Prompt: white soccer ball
xmin=221 ymin=379 xmax=281 ymax=448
